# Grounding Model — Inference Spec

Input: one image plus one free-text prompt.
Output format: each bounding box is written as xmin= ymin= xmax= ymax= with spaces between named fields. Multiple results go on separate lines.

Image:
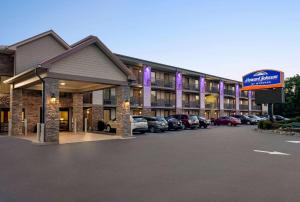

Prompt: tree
xmin=274 ymin=74 xmax=300 ymax=117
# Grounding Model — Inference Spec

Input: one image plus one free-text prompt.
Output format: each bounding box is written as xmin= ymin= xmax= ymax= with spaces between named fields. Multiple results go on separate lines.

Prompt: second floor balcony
xmin=239 ymin=104 xmax=249 ymax=110
xmin=205 ymin=102 xmax=219 ymax=109
xmin=103 ymin=96 xmax=116 ymax=106
xmin=240 ymin=91 xmax=248 ymax=98
xmin=206 ymin=86 xmax=219 ymax=94
xmin=152 ymin=80 xmax=175 ymax=89
xmin=224 ymin=103 xmax=235 ymax=109
xmin=224 ymin=89 xmax=235 ymax=96
xmin=151 ymin=99 xmax=175 ymax=108
xmin=252 ymin=105 xmax=262 ymax=111
xmin=183 ymin=83 xmax=199 ymax=91
xmin=183 ymin=101 xmax=200 ymax=108
xmin=130 ymin=97 xmax=142 ymax=107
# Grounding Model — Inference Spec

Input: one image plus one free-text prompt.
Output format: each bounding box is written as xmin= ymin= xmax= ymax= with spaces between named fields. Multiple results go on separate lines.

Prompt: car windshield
xmin=133 ymin=117 xmax=147 ymax=122
xmin=190 ymin=115 xmax=198 ymax=121
xmin=156 ymin=117 xmax=167 ymax=122
xmin=198 ymin=116 xmax=205 ymax=120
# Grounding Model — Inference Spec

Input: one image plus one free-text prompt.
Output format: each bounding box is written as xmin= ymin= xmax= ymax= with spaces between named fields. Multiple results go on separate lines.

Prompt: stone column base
xmin=199 ymin=109 xmax=205 ymax=117
xmin=176 ymin=108 xmax=183 ymax=114
xmin=92 ymin=104 xmax=103 ymax=131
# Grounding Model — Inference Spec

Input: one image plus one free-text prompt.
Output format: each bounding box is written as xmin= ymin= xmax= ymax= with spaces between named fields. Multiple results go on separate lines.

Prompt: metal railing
xmin=183 ymin=84 xmax=199 ymax=91
xmin=152 ymin=99 xmax=175 ymax=107
xmin=240 ymin=92 xmax=248 ymax=98
xmin=103 ymin=96 xmax=116 ymax=105
xmin=130 ymin=97 xmax=142 ymax=107
xmin=205 ymin=102 xmax=219 ymax=109
xmin=224 ymin=89 xmax=235 ymax=96
xmin=152 ymin=79 xmax=175 ymax=88
xmin=239 ymin=104 xmax=249 ymax=110
xmin=206 ymin=86 xmax=219 ymax=93
xmin=252 ymin=105 xmax=262 ymax=110
xmin=183 ymin=101 xmax=200 ymax=108
xmin=224 ymin=103 xmax=234 ymax=109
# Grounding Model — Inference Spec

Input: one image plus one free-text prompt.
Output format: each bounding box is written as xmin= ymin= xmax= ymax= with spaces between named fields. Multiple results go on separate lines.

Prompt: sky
xmin=1 ymin=0 xmax=300 ymax=81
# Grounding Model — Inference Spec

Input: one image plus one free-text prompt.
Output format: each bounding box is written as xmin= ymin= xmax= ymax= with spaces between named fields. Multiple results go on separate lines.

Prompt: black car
xmin=165 ymin=117 xmax=182 ymax=130
xmin=143 ymin=116 xmax=169 ymax=133
xmin=197 ymin=116 xmax=210 ymax=128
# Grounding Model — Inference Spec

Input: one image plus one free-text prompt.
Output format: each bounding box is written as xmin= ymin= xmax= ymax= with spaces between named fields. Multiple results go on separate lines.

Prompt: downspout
xmin=35 ymin=66 xmax=45 ymax=141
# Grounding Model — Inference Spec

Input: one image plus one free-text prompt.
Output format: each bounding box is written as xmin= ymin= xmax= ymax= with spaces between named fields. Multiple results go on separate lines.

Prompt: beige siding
xmin=15 ymin=35 xmax=67 ymax=74
xmin=49 ymin=44 xmax=127 ymax=82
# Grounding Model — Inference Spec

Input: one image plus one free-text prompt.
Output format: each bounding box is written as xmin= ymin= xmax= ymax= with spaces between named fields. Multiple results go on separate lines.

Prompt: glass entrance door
xmin=59 ymin=108 xmax=69 ymax=131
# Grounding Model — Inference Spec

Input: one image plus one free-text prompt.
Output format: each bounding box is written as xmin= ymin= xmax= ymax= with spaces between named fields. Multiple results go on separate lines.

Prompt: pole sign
xmin=241 ymin=69 xmax=284 ymax=91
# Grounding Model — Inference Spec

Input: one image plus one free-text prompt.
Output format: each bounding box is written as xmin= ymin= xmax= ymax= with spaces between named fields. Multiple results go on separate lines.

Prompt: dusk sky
xmin=1 ymin=0 xmax=299 ymax=81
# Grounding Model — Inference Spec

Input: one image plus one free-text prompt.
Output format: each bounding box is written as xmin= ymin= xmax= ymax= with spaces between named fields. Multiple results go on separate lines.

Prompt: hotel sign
xmin=242 ymin=70 xmax=284 ymax=91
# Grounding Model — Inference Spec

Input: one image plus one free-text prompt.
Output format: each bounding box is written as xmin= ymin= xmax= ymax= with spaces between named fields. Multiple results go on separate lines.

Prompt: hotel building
xmin=0 ymin=30 xmax=262 ymax=141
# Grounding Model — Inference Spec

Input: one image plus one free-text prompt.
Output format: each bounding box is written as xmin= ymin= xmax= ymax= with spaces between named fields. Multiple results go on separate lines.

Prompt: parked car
xmin=165 ymin=117 xmax=182 ymax=130
xmin=169 ymin=114 xmax=199 ymax=129
xmin=197 ymin=116 xmax=210 ymax=128
xmin=106 ymin=115 xmax=148 ymax=134
xmin=233 ymin=114 xmax=257 ymax=125
xmin=143 ymin=116 xmax=169 ymax=133
xmin=274 ymin=115 xmax=290 ymax=121
xmin=248 ymin=115 xmax=263 ymax=122
xmin=214 ymin=116 xmax=241 ymax=126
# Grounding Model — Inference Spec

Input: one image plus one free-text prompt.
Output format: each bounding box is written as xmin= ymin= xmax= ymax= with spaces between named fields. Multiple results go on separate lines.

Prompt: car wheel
xmin=247 ymin=121 xmax=250 ymax=125
xmin=149 ymin=127 xmax=155 ymax=133
xmin=140 ymin=131 xmax=145 ymax=134
xmin=107 ymin=125 xmax=111 ymax=132
xmin=228 ymin=122 xmax=232 ymax=126
xmin=182 ymin=125 xmax=186 ymax=130
xmin=204 ymin=125 xmax=208 ymax=129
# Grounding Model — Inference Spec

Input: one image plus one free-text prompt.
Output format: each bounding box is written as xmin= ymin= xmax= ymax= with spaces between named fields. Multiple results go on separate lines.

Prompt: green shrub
xmin=296 ymin=117 xmax=300 ymax=123
xmin=258 ymin=120 xmax=282 ymax=130
xmin=281 ymin=122 xmax=300 ymax=129
xmin=258 ymin=121 xmax=264 ymax=129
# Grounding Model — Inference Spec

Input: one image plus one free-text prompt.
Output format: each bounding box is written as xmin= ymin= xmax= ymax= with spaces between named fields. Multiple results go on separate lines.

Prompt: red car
xmin=214 ymin=116 xmax=241 ymax=126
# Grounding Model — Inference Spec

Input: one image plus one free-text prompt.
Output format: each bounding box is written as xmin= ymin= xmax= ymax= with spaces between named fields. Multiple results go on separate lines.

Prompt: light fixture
xmin=50 ymin=93 xmax=57 ymax=104
xmin=60 ymin=82 xmax=66 ymax=86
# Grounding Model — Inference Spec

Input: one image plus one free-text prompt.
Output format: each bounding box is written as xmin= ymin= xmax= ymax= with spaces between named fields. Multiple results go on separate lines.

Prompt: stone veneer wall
xmin=23 ymin=90 xmax=42 ymax=133
xmin=92 ymin=104 xmax=103 ymax=131
xmin=116 ymin=85 xmax=131 ymax=136
xmin=73 ymin=93 xmax=83 ymax=132
xmin=44 ymin=78 xmax=59 ymax=142
xmin=10 ymin=86 xmax=23 ymax=136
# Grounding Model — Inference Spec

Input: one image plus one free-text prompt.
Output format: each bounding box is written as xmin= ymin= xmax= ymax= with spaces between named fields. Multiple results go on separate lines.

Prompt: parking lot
xmin=1 ymin=125 xmax=300 ymax=202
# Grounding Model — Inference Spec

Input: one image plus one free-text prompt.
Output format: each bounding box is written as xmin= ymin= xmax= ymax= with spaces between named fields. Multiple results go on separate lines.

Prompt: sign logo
xmin=242 ymin=69 xmax=284 ymax=90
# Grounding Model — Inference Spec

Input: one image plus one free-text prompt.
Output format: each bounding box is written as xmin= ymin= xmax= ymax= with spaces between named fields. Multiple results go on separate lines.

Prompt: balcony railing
xmin=240 ymin=92 xmax=248 ymax=98
xmin=152 ymin=80 xmax=175 ymax=88
xmin=130 ymin=97 xmax=142 ymax=107
xmin=206 ymin=86 xmax=219 ymax=94
xmin=205 ymin=102 xmax=219 ymax=109
xmin=224 ymin=103 xmax=234 ymax=109
xmin=183 ymin=84 xmax=199 ymax=91
xmin=252 ymin=105 xmax=262 ymax=111
xmin=183 ymin=101 xmax=200 ymax=108
xmin=151 ymin=99 xmax=175 ymax=107
xmin=224 ymin=89 xmax=235 ymax=96
xmin=103 ymin=96 xmax=116 ymax=105
xmin=239 ymin=104 xmax=249 ymax=110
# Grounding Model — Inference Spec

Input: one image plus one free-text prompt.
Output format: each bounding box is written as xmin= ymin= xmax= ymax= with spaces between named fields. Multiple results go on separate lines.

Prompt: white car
xmin=106 ymin=115 xmax=148 ymax=134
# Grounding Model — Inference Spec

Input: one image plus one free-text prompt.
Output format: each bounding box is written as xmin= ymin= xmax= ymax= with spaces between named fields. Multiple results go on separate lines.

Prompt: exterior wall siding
xmin=49 ymin=45 xmax=127 ymax=82
xmin=15 ymin=35 xmax=66 ymax=74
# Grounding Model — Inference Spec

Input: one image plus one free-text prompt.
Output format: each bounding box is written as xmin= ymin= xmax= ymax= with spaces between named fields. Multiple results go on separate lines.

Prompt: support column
xmin=44 ymin=78 xmax=59 ymax=142
xmin=219 ymin=80 xmax=224 ymax=116
xmin=248 ymin=90 xmax=252 ymax=114
xmin=73 ymin=93 xmax=83 ymax=132
xmin=176 ymin=72 xmax=183 ymax=114
xmin=91 ymin=104 xmax=103 ymax=131
xmin=235 ymin=83 xmax=240 ymax=115
xmin=116 ymin=85 xmax=131 ymax=136
xmin=199 ymin=76 xmax=205 ymax=116
xmin=142 ymin=65 xmax=152 ymax=116
xmin=10 ymin=85 xmax=23 ymax=136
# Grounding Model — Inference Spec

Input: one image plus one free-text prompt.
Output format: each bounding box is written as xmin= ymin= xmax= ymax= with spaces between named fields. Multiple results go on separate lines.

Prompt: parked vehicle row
xmin=105 ymin=114 xmax=211 ymax=134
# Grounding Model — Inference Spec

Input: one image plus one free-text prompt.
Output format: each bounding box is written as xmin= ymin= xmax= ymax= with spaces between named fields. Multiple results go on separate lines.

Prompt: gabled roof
xmin=40 ymin=36 xmax=135 ymax=80
xmin=9 ymin=30 xmax=70 ymax=50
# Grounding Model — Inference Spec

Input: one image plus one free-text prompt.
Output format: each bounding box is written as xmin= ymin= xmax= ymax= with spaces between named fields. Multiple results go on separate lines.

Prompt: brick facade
xmin=116 ymin=85 xmax=131 ymax=136
xmin=73 ymin=93 xmax=83 ymax=132
xmin=10 ymin=86 xmax=23 ymax=136
xmin=91 ymin=104 xmax=103 ymax=131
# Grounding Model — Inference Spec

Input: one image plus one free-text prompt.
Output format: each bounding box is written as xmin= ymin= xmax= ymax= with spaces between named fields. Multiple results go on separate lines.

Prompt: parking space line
xmin=254 ymin=150 xmax=291 ymax=156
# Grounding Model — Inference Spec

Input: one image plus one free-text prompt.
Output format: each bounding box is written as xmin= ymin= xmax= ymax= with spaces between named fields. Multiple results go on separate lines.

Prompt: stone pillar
xmin=116 ymin=85 xmax=131 ymax=136
xmin=91 ymin=104 xmax=103 ymax=131
xmin=143 ymin=65 xmax=151 ymax=116
xmin=235 ymin=83 xmax=240 ymax=115
xmin=199 ymin=76 xmax=205 ymax=116
xmin=248 ymin=90 xmax=252 ymax=114
xmin=219 ymin=80 xmax=224 ymax=117
xmin=10 ymin=85 xmax=23 ymax=136
xmin=176 ymin=72 xmax=183 ymax=114
xmin=44 ymin=78 xmax=59 ymax=142
xmin=73 ymin=93 xmax=83 ymax=132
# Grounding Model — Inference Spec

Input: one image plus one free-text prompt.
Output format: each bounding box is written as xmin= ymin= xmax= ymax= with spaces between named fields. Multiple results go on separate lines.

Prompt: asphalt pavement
xmin=1 ymin=125 xmax=300 ymax=202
